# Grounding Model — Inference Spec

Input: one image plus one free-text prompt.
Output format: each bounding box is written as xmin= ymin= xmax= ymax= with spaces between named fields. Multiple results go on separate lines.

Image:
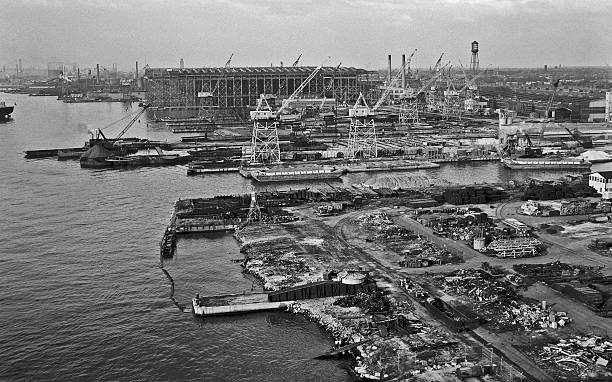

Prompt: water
xmin=1 ymin=94 xmax=610 ymax=381
xmin=0 ymin=95 xmax=347 ymax=381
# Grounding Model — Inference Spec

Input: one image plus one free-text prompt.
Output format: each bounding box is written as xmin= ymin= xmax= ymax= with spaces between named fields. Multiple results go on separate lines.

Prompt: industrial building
xmin=143 ymin=66 xmax=380 ymax=120
xmin=587 ymin=92 xmax=612 ymax=122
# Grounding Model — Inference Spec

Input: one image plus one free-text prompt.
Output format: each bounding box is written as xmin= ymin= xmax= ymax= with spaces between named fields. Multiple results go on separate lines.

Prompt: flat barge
xmin=502 ymin=157 xmax=591 ymax=171
xmin=249 ymin=166 xmax=345 ymax=182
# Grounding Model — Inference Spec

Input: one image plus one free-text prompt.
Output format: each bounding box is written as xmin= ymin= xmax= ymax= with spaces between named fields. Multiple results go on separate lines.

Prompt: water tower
xmin=470 ymin=41 xmax=479 ymax=74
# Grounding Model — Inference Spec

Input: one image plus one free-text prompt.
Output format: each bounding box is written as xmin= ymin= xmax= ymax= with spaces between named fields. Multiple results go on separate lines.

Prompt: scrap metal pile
xmin=434 ymin=269 xmax=570 ymax=332
xmin=355 ymin=212 xmax=462 ymax=266
xmin=525 ymin=336 xmax=612 ymax=381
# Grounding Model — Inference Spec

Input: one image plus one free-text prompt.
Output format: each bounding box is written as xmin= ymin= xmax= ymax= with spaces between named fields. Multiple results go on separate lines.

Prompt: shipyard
xmin=3 ymin=1 xmax=612 ymax=381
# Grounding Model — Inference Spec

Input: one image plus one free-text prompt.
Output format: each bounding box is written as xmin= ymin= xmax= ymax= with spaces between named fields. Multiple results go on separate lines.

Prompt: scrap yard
xmin=9 ymin=37 xmax=612 ymax=382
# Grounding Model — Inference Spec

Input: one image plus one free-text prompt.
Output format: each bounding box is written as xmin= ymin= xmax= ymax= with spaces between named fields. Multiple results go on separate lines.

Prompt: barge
xmin=502 ymin=157 xmax=591 ymax=171
xmin=250 ymin=165 xmax=345 ymax=182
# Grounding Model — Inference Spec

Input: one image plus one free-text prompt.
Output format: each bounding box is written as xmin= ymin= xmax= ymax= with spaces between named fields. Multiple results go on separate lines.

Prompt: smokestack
xmin=96 ymin=64 xmax=100 ymax=85
xmin=388 ymin=55 xmax=392 ymax=84
xmin=401 ymin=54 xmax=406 ymax=89
xmin=135 ymin=61 xmax=139 ymax=80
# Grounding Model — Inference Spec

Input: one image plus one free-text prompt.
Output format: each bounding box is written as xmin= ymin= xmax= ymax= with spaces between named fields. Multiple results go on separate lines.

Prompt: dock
xmin=192 ymin=293 xmax=293 ymax=316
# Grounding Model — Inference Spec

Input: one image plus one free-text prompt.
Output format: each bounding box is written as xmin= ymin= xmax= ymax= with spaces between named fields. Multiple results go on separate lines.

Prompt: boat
xmin=250 ymin=165 xmax=345 ymax=182
xmin=57 ymin=148 xmax=88 ymax=160
xmin=187 ymin=159 xmax=242 ymax=175
xmin=502 ymin=157 xmax=591 ymax=171
xmin=1 ymin=100 xmax=14 ymax=120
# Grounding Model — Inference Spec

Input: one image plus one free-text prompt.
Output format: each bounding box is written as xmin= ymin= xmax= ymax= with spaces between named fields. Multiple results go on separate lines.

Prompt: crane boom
xmin=432 ymin=53 xmax=444 ymax=73
xmin=225 ymin=53 xmax=234 ymax=68
xmin=545 ymin=79 xmax=561 ymax=118
xmin=277 ymin=57 xmax=330 ymax=115
xmin=372 ymin=52 xmax=415 ymax=111
xmin=292 ymin=53 xmax=302 ymax=67
xmin=115 ymin=104 xmax=149 ymax=139
xmin=414 ymin=62 xmax=449 ymax=97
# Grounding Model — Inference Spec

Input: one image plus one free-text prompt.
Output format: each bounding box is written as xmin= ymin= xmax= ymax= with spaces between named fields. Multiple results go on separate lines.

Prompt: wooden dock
xmin=192 ymin=293 xmax=293 ymax=316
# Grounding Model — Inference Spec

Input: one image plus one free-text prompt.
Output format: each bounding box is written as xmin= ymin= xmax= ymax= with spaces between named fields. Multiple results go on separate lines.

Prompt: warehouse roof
xmin=592 ymin=171 xmax=612 ymax=180
xmin=144 ymin=66 xmax=370 ymax=77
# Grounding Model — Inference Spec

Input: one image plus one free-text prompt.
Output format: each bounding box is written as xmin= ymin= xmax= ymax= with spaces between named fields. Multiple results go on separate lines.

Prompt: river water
xmin=1 ymin=94 xmax=610 ymax=381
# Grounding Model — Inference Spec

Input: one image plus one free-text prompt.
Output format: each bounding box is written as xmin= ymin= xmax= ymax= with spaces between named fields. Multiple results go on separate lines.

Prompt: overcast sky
xmin=2 ymin=0 xmax=611 ymax=71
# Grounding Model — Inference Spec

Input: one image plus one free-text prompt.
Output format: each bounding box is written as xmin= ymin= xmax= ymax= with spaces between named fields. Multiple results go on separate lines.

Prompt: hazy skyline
xmin=2 ymin=0 xmax=611 ymax=71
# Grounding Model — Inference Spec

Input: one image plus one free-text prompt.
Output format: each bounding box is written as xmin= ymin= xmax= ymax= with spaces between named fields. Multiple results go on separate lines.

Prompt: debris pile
xmin=355 ymin=212 xmax=462 ymax=265
xmin=513 ymin=261 xmax=602 ymax=283
xmin=526 ymin=336 xmax=612 ymax=381
xmin=521 ymin=182 xmax=597 ymax=201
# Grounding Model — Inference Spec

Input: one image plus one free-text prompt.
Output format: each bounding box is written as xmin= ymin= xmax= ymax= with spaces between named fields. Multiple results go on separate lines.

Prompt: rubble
xmin=524 ymin=335 xmax=612 ymax=381
xmin=434 ymin=269 xmax=570 ymax=332
xmin=355 ymin=212 xmax=463 ymax=265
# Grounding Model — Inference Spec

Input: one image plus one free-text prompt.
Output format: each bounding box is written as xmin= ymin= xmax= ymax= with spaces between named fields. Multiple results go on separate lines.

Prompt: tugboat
xmin=0 ymin=100 xmax=14 ymax=121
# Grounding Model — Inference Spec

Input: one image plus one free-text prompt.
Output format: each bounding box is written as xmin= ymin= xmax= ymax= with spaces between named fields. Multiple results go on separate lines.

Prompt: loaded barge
xmin=502 ymin=157 xmax=591 ymax=171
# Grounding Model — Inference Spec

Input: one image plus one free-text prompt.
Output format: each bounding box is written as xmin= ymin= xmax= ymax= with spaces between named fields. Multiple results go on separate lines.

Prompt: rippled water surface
xmin=0 ymin=95 xmax=347 ymax=381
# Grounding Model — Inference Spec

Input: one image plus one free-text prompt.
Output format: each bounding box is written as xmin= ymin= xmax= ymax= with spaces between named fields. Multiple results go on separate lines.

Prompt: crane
xmin=276 ymin=57 xmax=330 ymax=114
xmin=564 ymin=127 xmax=593 ymax=148
xmin=225 ymin=53 xmax=234 ymax=68
xmin=405 ymin=49 xmax=417 ymax=77
xmin=432 ymin=53 xmax=444 ymax=73
xmin=292 ymin=53 xmax=302 ymax=67
xmin=414 ymin=62 xmax=450 ymax=98
xmin=115 ymin=104 xmax=149 ymax=139
xmin=372 ymin=57 xmax=411 ymax=111
xmin=544 ymin=79 xmax=561 ymax=119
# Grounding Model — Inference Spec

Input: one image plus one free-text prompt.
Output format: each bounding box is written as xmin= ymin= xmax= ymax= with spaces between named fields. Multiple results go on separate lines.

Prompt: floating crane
xmin=564 ymin=127 xmax=593 ymax=149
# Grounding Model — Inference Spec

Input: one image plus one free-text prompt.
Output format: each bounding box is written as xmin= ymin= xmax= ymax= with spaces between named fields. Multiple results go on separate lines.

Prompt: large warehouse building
xmin=143 ymin=66 xmax=380 ymax=121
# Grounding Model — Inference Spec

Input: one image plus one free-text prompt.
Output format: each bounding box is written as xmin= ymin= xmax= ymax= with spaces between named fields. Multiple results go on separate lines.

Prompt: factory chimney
xmin=180 ymin=58 xmax=184 ymax=69
xmin=96 ymin=64 xmax=100 ymax=85
xmin=401 ymin=54 xmax=406 ymax=89
xmin=388 ymin=55 xmax=392 ymax=84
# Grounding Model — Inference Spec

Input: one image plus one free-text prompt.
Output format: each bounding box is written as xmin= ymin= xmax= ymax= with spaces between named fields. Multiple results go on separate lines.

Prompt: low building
xmin=589 ymin=171 xmax=612 ymax=199
xmin=587 ymin=92 xmax=612 ymax=122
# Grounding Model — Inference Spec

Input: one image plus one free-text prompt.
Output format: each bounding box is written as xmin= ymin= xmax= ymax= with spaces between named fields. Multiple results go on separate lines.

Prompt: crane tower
xmin=346 ymin=93 xmax=377 ymax=159
xmin=249 ymin=95 xmax=281 ymax=164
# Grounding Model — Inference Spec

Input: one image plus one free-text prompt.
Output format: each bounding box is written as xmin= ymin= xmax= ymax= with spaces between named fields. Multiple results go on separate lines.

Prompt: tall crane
xmin=248 ymin=61 xmax=328 ymax=164
xmin=544 ymin=79 xmax=561 ymax=119
xmin=225 ymin=53 xmax=234 ymax=68
xmin=432 ymin=53 xmax=445 ymax=73
xmin=292 ymin=53 xmax=302 ymax=67
xmin=372 ymin=58 xmax=411 ymax=111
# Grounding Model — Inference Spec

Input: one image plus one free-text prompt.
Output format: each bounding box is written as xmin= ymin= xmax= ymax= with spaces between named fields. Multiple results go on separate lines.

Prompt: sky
xmin=1 ymin=0 xmax=611 ymax=71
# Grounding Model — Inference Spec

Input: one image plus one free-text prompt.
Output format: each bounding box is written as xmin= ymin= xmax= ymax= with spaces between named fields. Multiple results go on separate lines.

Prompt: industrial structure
xmin=470 ymin=41 xmax=479 ymax=74
xmin=143 ymin=66 xmax=379 ymax=121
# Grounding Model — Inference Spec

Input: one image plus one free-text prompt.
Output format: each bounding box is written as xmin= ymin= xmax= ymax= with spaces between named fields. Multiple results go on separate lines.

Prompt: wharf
xmin=192 ymin=293 xmax=293 ymax=316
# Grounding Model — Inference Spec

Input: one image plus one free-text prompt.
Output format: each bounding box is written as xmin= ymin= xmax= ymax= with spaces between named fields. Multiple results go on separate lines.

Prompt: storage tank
xmin=473 ymin=237 xmax=486 ymax=251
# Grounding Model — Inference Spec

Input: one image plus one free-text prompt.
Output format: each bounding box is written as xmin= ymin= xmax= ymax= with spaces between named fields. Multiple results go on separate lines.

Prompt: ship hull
xmin=1 ymin=106 xmax=14 ymax=120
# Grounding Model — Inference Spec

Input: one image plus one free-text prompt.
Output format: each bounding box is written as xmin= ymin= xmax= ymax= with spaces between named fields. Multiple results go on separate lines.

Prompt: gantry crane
xmin=248 ymin=61 xmax=328 ymax=164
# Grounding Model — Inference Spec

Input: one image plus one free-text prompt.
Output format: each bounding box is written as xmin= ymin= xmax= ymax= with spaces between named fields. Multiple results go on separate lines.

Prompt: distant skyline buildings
xmin=2 ymin=0 xmax=611 ymax=71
